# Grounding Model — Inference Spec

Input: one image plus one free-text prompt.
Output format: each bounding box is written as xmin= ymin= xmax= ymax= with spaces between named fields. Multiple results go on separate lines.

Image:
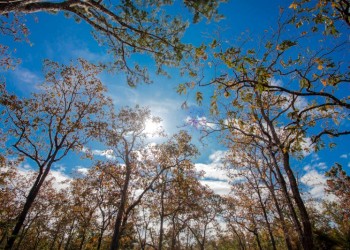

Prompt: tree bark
xmin=5 ymin=162 xmax=52 ymax=250
xmin=282 ymin=152 xmax=313 ymax=250
xmin=109 ymin=151 xmax=131 ymax=250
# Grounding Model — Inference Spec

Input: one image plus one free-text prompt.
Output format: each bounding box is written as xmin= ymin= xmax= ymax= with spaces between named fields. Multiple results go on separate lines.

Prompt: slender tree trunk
xmin=253 ymin=229 xmax=263 ymax=250
xmin=267 ymin=181 xmax=293 ymax=250
xmin=96 ymin=226 xmax=105 ymax=250
xmin=110 ymin=153 xmax=131 ymax=250
xmin=64 ymin=219 xmax=76 ymax=250
xmin=270 ymin=151 xmax=304 ymax=242
xmin=256 ymin=188 xmax=277 ymax=250
xmin=158 ymin=178 xmax=166 ymax=250
xmin=258 ymin=155 xmax=293 ymax=250
xmin=282 ymin=152 xmax=313 ymax=250
xmin=256 ymin=91 xmax=313 ymax=249
xmin=78 ymin=228 xmax=86 ymax=250
xmin=33 ymin=228 xmax=41 ymax=250
xmin=232 ymin=226 xmax=245 ymax=250
xmin=50 ymin=222 xmax=62 ymax=250
xmin=170 ymin=215 xmax=177 ymax=250
xmin=57 ymin=234 xmax=64 ymax=250
xmin=258 ymin=154 xmax=292 ymax=250
xmin=5 ymin=163 xmax=52 ymax=250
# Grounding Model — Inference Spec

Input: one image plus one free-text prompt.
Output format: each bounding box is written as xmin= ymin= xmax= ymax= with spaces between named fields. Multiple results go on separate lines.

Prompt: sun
xmin=144 ymin=119 xmax=163 ymax=136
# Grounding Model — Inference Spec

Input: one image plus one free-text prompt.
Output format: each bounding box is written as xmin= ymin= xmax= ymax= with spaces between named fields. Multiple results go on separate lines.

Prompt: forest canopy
xmin=0 ymin=0 xmax=349 ymax=250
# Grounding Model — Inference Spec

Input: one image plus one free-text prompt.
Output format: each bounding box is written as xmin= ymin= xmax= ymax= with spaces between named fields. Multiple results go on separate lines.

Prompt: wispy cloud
xmin=301 ymin=169 xmax=336 ymax=202
xmin=91 ymin=149 xmax=116 ymax=160
xmin=10 ymin=67 xmax=42 ymax=93
xmin=301 ymin=170 xmax=326 ymax=199
xmin=82 ymin=147 xmax=116 ymax=160
xmin=340 ymin=154 xmax=348 ymax=159
xmin=75 ymin=167 xmax=89 ymax=176
xmin=200 ymin=180 xmax=231 ymax=195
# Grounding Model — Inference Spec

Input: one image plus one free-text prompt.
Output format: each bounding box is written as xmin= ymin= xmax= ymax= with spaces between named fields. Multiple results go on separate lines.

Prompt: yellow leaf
xmin=321 ymin=79 xmax=327 ymax=86
xmin=289 ymin=3 xmax=298 ymax=9
xmin=317 ymin=64 xmax=324 ymax=70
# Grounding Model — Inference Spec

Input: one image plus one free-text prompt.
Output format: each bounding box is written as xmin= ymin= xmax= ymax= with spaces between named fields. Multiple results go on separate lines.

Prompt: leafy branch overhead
xmin=0 ymin=0 xmax=226 ymax=86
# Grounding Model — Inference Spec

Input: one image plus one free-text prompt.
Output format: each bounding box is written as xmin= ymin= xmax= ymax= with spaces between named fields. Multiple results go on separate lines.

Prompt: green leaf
xmin=176 ymin=84 xmax=187 ymax=95
xmin=277 ymin=40 xmax=297 ymax=51
xmin=196 ymin=92 xmax=203 ymax=105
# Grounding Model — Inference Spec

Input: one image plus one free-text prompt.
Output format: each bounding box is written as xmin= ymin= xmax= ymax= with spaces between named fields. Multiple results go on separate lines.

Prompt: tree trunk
xmin=78 ymin=234 xmax=85 ymax=250
xmin=282 ymin=152 xmax=313 ymax=250
xmin=266 ymin=180 xmax=293 ymax=250
xmin=110 ymin=153 xmax=132 ymax=250
xmin=270 ymin=150 xmax=304 ymax=243
xmin=5 ymin=163 xmax=52 ymax=250
xmin=253 ymin=229 xmax=263 ymax=250
xmin=64 ymin=219 xmax=76 ymax=250
xmin=158 ymin=178 xmax=166 ymax=250
xmin=258 ymin=156 xmax=293 ymax=250
xmin=96 ymin=226 xmax=105 ymax=250
xmin=256 ymin=186 xmax=277 ymax=250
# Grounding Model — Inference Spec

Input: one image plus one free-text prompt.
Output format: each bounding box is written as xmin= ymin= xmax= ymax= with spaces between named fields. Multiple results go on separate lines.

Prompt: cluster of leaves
xmin=289 ymin=0 xmax=350 ymax=36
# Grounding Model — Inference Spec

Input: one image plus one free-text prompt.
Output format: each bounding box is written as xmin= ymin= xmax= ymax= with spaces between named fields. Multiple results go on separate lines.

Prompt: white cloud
xmin=82 ymin=147 xmax=116 ymax=160
xmin=209 ymin=150 xmax=226 ymax=163
xmin=91 ymin=149 xmax=116 ymax=160
xmin=301 ymin=170 xmax=326 ymax=199
xmin=340 ymin=154 xmax=348 ymax=159
xmin=195 ymin=163 xmax=229 ymax=181
xmin=13 ymin=67 xmax=41 ymax=84
xmin=195 ymin=151 xmax=234 ymax=196
xmin=195 ymin=150 xmax=229 ymax=182
xmin=315 ymin=162 xmax=327 ymax=170
xmin=49 ymin=170 xmax=71 ymax=190
xmin=200 ymin=180 xmax=231 ymax=196
xmin=311 ymin=153 xmax=320 ymax=162
xmin=300 ymin=170 xmax=336 ymax=202
xmin=16 ymin=164 xmax=71 ymax=191
xmin=185 ymin=116 xmax=217 ymax=130
xmin=303 ymin=161 xmax=327 ymax=172
xmin=76 ymin=167 xmax=89 ymax=175
xmin=269 ymin=78 xmax=283 ymax=87
xmin=300 ymin=137 xmax=313 ymax=157
xmin=303 ymin=164 xmax=311 ymax=171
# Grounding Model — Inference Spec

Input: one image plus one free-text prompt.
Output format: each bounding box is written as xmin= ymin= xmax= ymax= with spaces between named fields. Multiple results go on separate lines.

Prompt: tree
xmin=0 ymin=0 xmax=225 ymax=86
xmin=184 ymin=188 xmax=221 ymax=250
xmin=178 ymin=2 xmax=349 ymax=248
xmin=0 ymin=59 xmax=111 ymax=249
xmin=225 ymin=143 xmax=297 ymax=249
xmin=322 ymin=163 xmax=350 ymax=249
xmin=104 ymin=106 xmax=198 ymax=249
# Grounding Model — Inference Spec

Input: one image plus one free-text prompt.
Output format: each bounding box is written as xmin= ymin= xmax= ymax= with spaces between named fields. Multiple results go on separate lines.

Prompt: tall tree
xmin=179 ymin=3 xmax=349 ymax=249
xmin=105 ymin=106 xmax=198 ymax=250
xmin=0 ymin=59 xmax=111 ymax=249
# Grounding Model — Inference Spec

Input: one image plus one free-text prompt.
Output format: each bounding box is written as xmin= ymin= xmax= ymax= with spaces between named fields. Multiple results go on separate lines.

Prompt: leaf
xmin=321 ymin=79 xmax=327 ymax=86
xmin=189 ymin=71 xmax=197 ymax=77
xmin=289 ymin=3 xmax=298 ymax=9
xmin=211 ymin=39 xmax=217 ymax=48
xmin=276 ymin=40 xmax=297 ymax=51
xmin=176 ymin=84 xmax=187 ymax=95
xmin=196 ymin=92 xmax=203 ymax=105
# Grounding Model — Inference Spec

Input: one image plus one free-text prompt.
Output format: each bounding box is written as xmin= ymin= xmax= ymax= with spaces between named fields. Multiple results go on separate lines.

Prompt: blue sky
xmin=1 ymin=0 xmax=349 ymax=197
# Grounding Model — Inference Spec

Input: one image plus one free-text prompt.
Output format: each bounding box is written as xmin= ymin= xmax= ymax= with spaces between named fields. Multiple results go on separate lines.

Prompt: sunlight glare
xmin=144 ymin=119 xmax=162 ymax=136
